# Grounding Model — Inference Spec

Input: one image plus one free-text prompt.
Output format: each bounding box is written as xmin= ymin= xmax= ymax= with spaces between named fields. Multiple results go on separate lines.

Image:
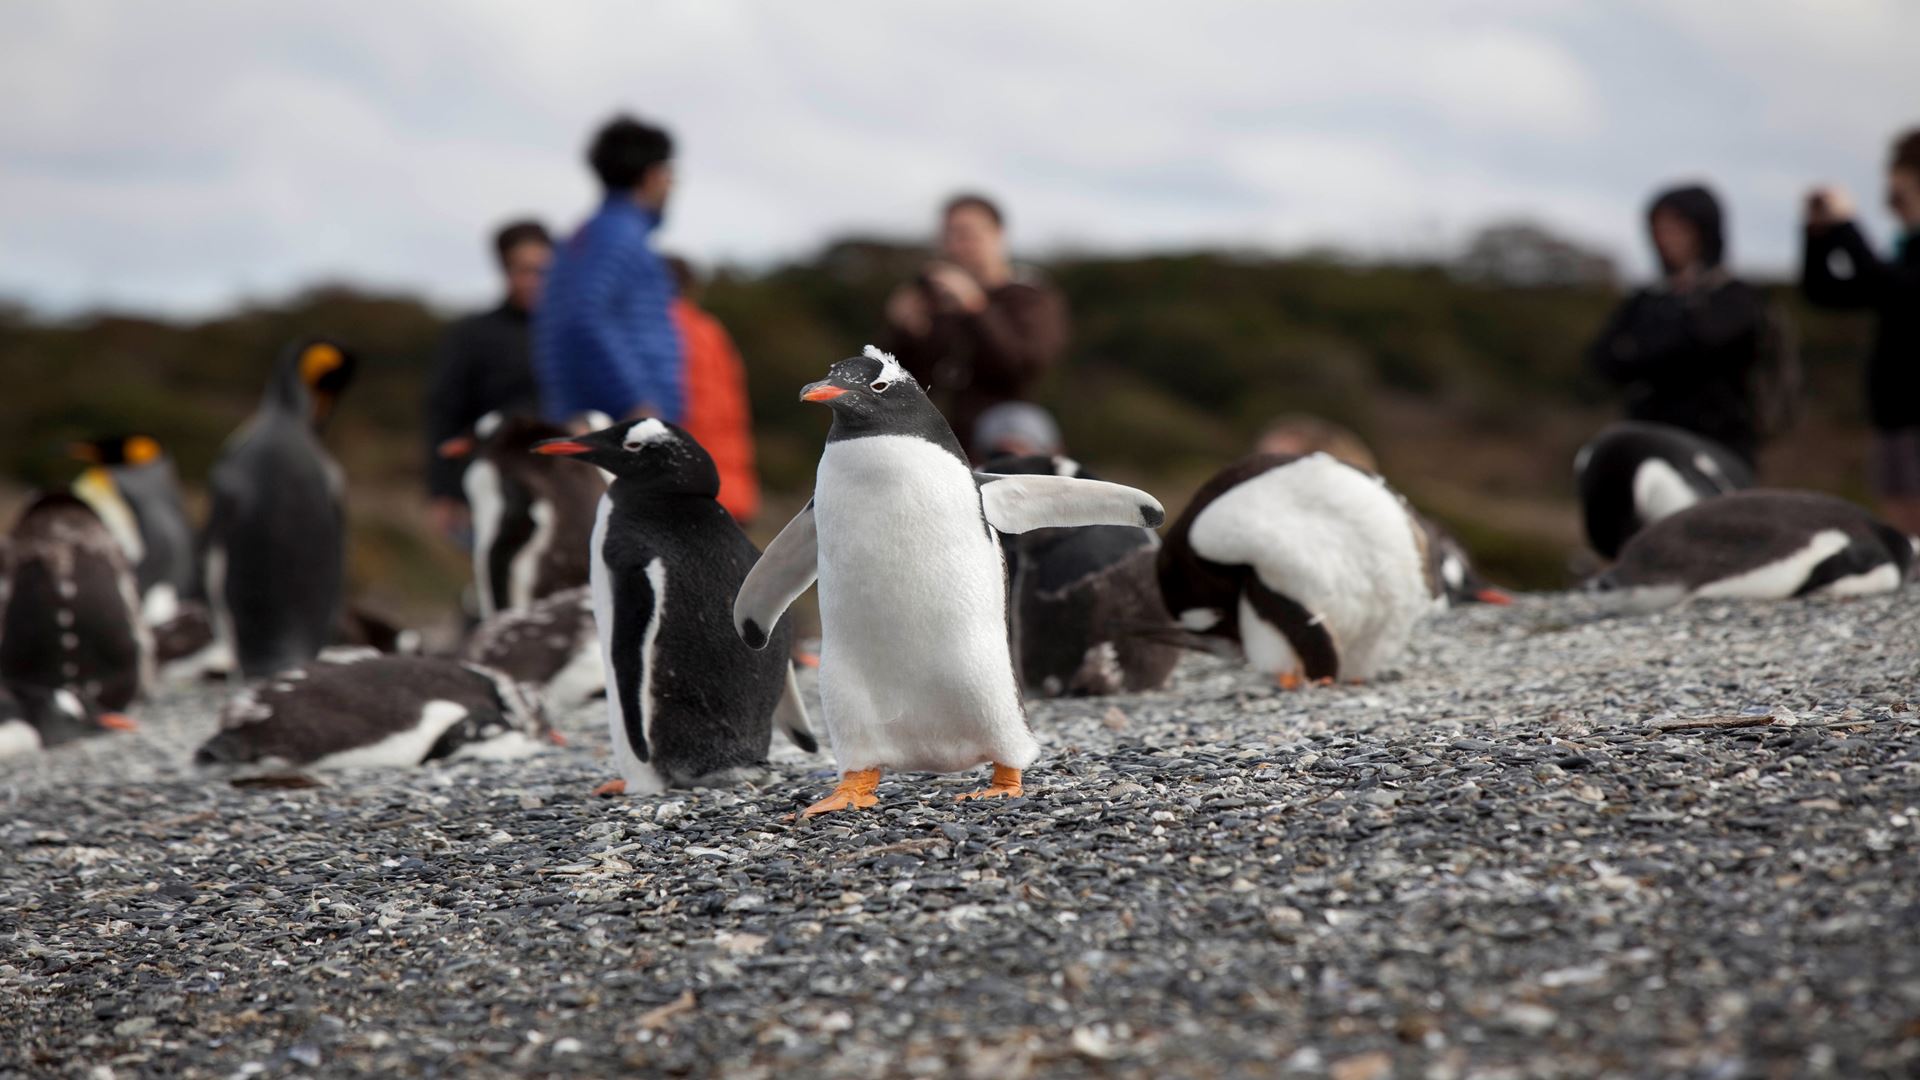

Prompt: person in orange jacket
xmin=665 ymin=256 xmax=761 ymax=524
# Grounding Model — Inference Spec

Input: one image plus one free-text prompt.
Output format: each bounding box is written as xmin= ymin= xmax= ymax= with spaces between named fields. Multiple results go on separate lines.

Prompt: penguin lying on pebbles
xmin=0 ymin=683 xmax=135 ymax=760
xmin=0 ymin=494 xmax=151 ymax=710
xmin=194 ymin=653 xmax=555 ymax=769
xmin=460 ymin=586 xmax=603 ymax=711
xmin=1577 ymin=421 xmax=1753 ymax=560
xmin=69 ymin=435 xmax=199 ymax=625
xmin=1416 ymin=514 xmax=1512 ymax=608
xmin=1594 ymin=491 xmax=1916 ymax=610
xmin=203 ymin=339 xmax=355 ymax=679
xmin=1158 ymin=453 xmax=1435 ymax=688
xmin=534 ymin=418 xmax=817 ymax=796
xmin=439 ymin=412 xmax=605 ymax=617
xmin=983 ymin=454 xmax=1179 ymax=697
xmin=735 ymin=347 xmax=1164 ymax=817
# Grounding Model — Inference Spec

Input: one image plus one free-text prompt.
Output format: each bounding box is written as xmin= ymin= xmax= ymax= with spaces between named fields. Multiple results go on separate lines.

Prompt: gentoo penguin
xmin=1594 ymin=490 xmax=1916 ymax=610
xmin=982 ymin=454 xmax=1179 ymax=697
xmin=0 ymin=494 xmax=152 ymax=710
xmin=194 ymin=652 xmax=554 ymax=769
xmin=203 ymin=339 xmax=355 ymax=679
xmin=1158 ymin=453 xmax=1435 ymax=688
xmin=439 ymin=412 xmax=604 ymax=618
xmin=533 ymin=418 xmax=817 ymax=795
xmin=734 ymin=347 xmax=1164 ymax=817
xmin=1416 ymin=513 xmax=1512 ymax=608
xmin=0 ymin=682 xmax=136 ymax=760
xmin=1577 ymin=421 xmax=1754 ymax=560
xmin=460 ymin=586 xmax=603 ymax=712
xmin=69 ymin=435 xmax=199 ymax=625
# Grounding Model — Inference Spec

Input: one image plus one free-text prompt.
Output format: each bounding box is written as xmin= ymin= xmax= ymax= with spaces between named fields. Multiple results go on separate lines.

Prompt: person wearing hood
xmin=1587 ymin=184 xmax=1769 ymax=466
xmin=1800 ymin=128 xmax=1920 ymax=538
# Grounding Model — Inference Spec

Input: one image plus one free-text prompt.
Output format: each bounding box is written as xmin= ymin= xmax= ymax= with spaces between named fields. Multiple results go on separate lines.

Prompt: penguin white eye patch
xmin=622 ymin=418 xmax=673 ymax=450
xmin=870 ymin=379 xmax=892 ymax=393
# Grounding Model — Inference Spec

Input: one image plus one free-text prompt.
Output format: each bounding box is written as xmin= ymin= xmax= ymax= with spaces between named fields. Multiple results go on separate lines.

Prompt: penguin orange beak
xmin=547 ymin=730 xmax=568 ymax=747
xmin=533 ymin=441 xmax=591 ymax=456
xmin=438 ymin=435 xmax=474 ymax=459
xmin=800 ymin=382 xmax=846 ymax=403
xmin=99 ymin=713 xmax=138 ymax=732
xmin=1475 ymin=588 xmax=1514 ymax=606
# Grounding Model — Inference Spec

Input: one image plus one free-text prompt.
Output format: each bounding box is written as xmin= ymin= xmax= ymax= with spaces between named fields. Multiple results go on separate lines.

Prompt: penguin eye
xmin=870 ymin=380 xmax=891 ymax=394
xmin=622 ymin=440 xmax=644 ymax=451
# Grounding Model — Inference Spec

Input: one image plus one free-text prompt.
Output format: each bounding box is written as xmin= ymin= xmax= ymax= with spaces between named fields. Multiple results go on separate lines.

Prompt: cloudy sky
xmin=4 ymin=0 xmax=1917 ymax=316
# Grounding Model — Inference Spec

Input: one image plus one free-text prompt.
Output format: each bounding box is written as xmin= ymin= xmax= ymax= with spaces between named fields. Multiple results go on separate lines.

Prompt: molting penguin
xmin=203 ymin=339 xmax=355 ymax=679
xmin=0 ymin=682 xmax=135 ymax=761
xmin=0 ymin=494 xmax=152 ymax=710
xmin=1577 ymin=421 xmax=1754 ymax=560
xmin=1416 ymin=513 xmax=1512 ymax=608
xmin=439 ymin=412 xmax=604 ymax=617
xmin=194 ymin=652 xmax=554 ymax=769
xmin=534 ymin=418 xmax=817 ymax=795
xmin=1594 ymin=490 xmax=1916 ymax=610
xmin=735 ymin=347 xmax=1164 ymax=817
xmin=982 ymin=454 xmax=1179 ymax=697
xmin=460 ymin=585 xmax=603 ymax=712
xmin=69 ymin=435 xmax=199 ymax=625
xmin=1158 ymin=453 xmax=1435 ymax=688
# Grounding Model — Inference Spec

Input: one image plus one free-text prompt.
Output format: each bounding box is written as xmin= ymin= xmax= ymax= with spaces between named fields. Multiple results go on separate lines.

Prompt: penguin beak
xmin=800 ymin=381 xmax=847 ymax=403
xmin=532 ymin=439 xmax=592 ymax=456
xmin=438 ymin=436 xmax=475 ymax=459
xmin=1474 ymin=588 xmax=1514 ymax=606
xmin=547 ymin=730 xmax=568 ymax=747
xmin=98 ymin=713 xmax=138 ymax=732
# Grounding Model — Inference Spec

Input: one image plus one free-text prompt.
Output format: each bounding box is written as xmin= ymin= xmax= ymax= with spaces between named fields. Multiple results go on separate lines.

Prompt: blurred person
xmin=1587 ymin=184 xmax=1769 ymax=467
xmin=1254 ymin=414 xmax=1378 ymax=472
xmin=666 ymin=256 xmax=760 ymax=524
xmin=1801 ymin=128 xmax=1920 ymax=537
xmin=423 ymin=219 xmax=552 ymax=540
xmin=534 ymin=114 xmax=683 ymax=427
xmin=882 ymin=193 xmax=1068 ymax=454
xmin=972 ymin=401 xmax=1063 ymax=461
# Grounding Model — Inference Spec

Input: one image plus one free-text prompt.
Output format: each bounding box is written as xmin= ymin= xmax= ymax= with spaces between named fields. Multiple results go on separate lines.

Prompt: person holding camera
xmin=1801 ymin=128 xmax=1920 ymax=537
xmin=881 ymin=193 xmax=1068 ymax=457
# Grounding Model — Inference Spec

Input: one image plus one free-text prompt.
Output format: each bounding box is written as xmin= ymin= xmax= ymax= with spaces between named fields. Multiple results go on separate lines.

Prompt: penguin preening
xmin=1416 ymin=513 xmax=1512 ymax=608
xmin=439 ymin=412 xmax=604 ymax=618
xmin=0 ymin=494 xmax=152 ymax=710
xmin=68 ymin=435 xmax=199 ymax=625
xmin=982 ymin=454 xmax=1179 ymax=697
xmin=0 ymin=682 xmax=135 ymax=761
xmin=735 ymin=347 xmax=1164 ymax=818
xmin=534 ymin=418 xmax=816 ymax=796
xmin=194 ymin=652 xmax=555 ymax=769
xmin=203 ymin=339 xmax=355 ymax=679
xmin=1594 ymin=490 xmax=1916 ymax=610
xmin=1577 ymin=421 xmax=1754 ymax=561
xmin=460 ymin=585 xmax=603 ymax=712
xmin=1158 ymin=453 xmax=1435 ymax=688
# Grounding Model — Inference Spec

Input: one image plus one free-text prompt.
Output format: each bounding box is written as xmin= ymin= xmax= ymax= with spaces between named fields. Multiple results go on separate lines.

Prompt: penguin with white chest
xmin=534 ymin=418 xmax=817 ymax=795
xmin=68 ymin=435 xmax=199 ymax=626
xmin=1577 ymin=421 xmax=1754 ymax=560
xmin=202 ymin=339 xmax=355 ymax=679
xmin=0 ymin=682 xmax=136 ymax=761
xmin=734 ymin=347 xmax=1165 ymax=817
xmin=1158 ymin=453 xmax=1436 ymax=688
xmin=0 ymin=494 xmax=152 ymax=711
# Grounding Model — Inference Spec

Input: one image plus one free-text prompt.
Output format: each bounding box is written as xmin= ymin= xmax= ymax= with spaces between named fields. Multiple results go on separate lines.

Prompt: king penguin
xmin=734 ymin=347 xmax=1164 ymax=817
xmin=202 ymin=339 xmax=355 ymax=679
xmin=533 ymin=418 xmax=817 ymax=795
xmin=1158 ymin=453 xmax=1436 ymax=688
xmin=69 ymin=435 xmax=199 ymax=625
xmin=0 ymin=494 xmax=152 ymax=711
xmin=1577 ymin=421 xmax=1754 ymax=560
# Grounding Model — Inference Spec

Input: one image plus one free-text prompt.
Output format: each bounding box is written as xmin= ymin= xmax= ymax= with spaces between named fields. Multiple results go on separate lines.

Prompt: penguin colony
xmin=4 ymin=337 xmax=1913 ymax=813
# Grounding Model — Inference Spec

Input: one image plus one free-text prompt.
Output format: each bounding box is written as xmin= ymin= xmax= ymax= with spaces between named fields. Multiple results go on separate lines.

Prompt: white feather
xmin=1632 ymin=458 xmax=1700 ymax=526
xmin=309 ymin=700 xmax=469 ymax=769
xmin=464 ymin=459 xmax=505 ymax=617
xmin=0 ymin=719 xmax=42 ymax=759
xmin=862 ymin=344 xmax=907 ymax=387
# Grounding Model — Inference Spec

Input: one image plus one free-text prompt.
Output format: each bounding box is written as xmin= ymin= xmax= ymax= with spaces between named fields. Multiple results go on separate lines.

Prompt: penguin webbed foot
xmin=956 ymin=764 xmax=1024 ymax=802
xmin=592 ymin=778 xmax=627 ymax=797
xmin=799 ymin=769 xmax=881 ymax=819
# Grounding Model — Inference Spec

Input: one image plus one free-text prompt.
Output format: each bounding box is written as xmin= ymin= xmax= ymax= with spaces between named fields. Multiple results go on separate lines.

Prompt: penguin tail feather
xmin=776 ymin=665 xmax=819 ymax=754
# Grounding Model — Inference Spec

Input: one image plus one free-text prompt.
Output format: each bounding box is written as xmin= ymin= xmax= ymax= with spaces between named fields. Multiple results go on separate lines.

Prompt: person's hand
xmin=923 ymin=262 xmax=988 ymax=315
xmin=428 ymin=498 xmax=469 ymax=541
xmin=1804 ymin=185 xmax=1855 ymax=230
xmin=885 ymin=283 xmax=931 ymax=336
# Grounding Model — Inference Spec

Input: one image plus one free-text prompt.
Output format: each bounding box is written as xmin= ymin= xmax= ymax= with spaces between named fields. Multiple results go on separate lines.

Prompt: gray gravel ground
xmin=4 ymin=592 xmax=1918 ymax=1079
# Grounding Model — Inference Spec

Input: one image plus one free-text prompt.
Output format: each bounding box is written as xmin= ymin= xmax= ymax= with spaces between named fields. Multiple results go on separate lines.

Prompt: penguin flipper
xmin=975 ymin=473 xmax=1165 ymax=534
xmin=734 ymin=500 xmax=818 ymax=650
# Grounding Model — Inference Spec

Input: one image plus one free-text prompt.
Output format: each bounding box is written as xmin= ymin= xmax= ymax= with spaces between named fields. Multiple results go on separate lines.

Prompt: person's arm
xmin=961 ymin=283 xmax=1069 ymax=392
xmin=422 ymin=322 xmax=472 ymax=501
xmin=624 ymin=246 xmax=685 ymax=423
xmin=1801 ymin=222 xmax=1888 ymax=310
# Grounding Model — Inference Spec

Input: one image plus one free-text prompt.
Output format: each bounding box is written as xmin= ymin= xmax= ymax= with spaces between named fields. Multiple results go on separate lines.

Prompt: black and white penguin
xmin=202 ymin=339 xmax=355 ymax=679
xmin=194 ymin=652 xmax=554 ymax=769
xmin=1594 ymin=490 xmax=1917 ymax=610
xmin=735 ymin=347 xmax=1164 ymax=817
xmin=1577 ymin=421 xmax=1754 ymax=560
xmin=0 ymin=494 xmax=152 ymax=710
xmin=533 ymin=417 xmax=817 ymax=795
xmin=982 ymin=453 xmax=1180 ymax=697
xmin=1158 ymin=452 xmax=1436 ymax=688
xmin=1416 ymin=513 xmax=1513 ymax=608
xmin=69 ymin=435 xmax=199 ymax=625
xmin=439 ymin=412 xmax=604 ymax=618
xmin=0 ymin=682 xmax=136 ymax=761
xmin=460 ymin=585 xmax=603 ymax=711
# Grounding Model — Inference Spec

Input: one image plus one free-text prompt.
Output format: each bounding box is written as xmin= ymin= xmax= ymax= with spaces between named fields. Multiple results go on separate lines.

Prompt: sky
xmin=4 ymin=0 xmax=1918 ymax=317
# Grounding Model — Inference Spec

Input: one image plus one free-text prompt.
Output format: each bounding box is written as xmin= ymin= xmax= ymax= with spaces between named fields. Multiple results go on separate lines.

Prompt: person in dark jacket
xmin=1587 ymin=184 xmax=1768 ymax=466
xmin=423 ymin=219 xmax=552 ymax=540
xmin=882 ymin=193 xmax=1069 ymax=456
xmin=1801 ymin=128 xmax=1920 ymax=537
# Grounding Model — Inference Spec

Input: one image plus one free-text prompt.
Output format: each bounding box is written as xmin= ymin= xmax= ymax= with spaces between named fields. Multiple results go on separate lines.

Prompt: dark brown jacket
xmin=883 ymin=275 xmax=1068 ymax=450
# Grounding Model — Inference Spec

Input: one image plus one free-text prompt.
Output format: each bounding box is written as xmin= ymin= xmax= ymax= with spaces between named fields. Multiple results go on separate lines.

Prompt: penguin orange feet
xmin=1276 ymin=672 xmax=1305 ymax=691
xmin=592 ymin=778 xmax=627 ymax=797
xmin=957 ymin=764 xmax=1024 ymax=802
xmin=801 ymin=769 xmax=881 ymax=818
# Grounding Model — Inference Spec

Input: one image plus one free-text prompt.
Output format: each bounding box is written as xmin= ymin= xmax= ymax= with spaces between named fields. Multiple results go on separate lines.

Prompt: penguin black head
xmin=532 ymin=418 xmax=719 ymax=496
xmin=69 ymin=435 xmax=166 ymax=470
xmin=2 ymin=682 xmax=137 ymax=748
xmin=801 ymin=345 xmax=959 ymax=451
xmin=270 ymin=338 xmax=357 ymax=429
